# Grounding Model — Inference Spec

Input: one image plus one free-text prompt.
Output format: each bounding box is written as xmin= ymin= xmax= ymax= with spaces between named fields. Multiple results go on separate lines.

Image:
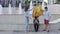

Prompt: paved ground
xmin=0 ymin=30 xmax=60 ymax=34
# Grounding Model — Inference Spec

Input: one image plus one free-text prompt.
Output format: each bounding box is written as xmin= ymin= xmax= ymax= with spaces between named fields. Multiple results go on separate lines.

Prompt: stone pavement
xmin=0 ymin=30 xmax=60 ymax=34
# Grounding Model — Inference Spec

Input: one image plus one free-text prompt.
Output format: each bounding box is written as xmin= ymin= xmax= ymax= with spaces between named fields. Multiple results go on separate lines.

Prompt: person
xmin=33 ymin=16 xmax=39 ymax=32
xmin=24 ymin=5 xmax=29 ymax=32
xmin=24 ymin=5 xmax=32 ymax=32
xmin=32 ymin=3 xmax=43 ymax=32
xmin=43 ymin=7 xmax=51 ymax=32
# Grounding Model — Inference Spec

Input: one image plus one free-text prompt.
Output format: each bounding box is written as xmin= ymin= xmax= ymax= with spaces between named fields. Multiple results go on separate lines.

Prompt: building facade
xmin=0 ymin=0 xmax=59 ymax=7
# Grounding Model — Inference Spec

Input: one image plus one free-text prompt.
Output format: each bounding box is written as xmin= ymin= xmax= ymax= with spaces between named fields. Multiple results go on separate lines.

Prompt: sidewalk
xmin=0 ymin=30 xmax=60 ymax=34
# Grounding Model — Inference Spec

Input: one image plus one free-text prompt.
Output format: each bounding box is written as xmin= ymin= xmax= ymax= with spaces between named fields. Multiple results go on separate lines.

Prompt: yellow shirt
xmin=32 ymin=5 xmax=43 ymax=17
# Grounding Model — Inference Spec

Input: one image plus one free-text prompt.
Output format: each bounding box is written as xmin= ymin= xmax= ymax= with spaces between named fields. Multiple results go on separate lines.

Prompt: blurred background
xmin=0 ymin=0 xmax=60 ymax=7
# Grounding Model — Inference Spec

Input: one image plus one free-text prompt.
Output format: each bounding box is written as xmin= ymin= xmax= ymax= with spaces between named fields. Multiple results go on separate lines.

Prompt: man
xmin=32 ymin=3 xmax=43 ymax=32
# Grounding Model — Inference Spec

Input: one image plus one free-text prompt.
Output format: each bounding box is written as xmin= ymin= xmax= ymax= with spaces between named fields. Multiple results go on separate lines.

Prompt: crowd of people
xmin=24 ymin=2 xmax=51 ymax=32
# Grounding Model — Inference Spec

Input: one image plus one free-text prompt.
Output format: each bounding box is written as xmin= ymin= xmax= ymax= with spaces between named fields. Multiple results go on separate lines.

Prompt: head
xmin=34 ymin=4 xmax=36 ymax=6
xmin=45 ymin=7 xmax=48 ymax=11
xmin=35 ymin=17 xmax=38 ymax=19
xmin=25 ymin=5 xmax=29 ymax=11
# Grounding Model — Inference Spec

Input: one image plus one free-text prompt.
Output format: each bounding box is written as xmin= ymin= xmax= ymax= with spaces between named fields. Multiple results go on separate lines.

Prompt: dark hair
xmin=25 ymin=5 xmax=29 ymax=11
xmin=34 ymin=4 xmax=36 ymax=6
xmin=45 ymin=7 xmax=48 ymax=9
xmin=35 ymin=17 xmax=38 ymax=19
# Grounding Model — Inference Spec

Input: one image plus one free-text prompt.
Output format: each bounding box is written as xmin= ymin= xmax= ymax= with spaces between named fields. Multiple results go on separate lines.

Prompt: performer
xmin=32 ymin=3 xmax=43 ymax=32
xmin=43 ymin=7 xmax=51 ymax=32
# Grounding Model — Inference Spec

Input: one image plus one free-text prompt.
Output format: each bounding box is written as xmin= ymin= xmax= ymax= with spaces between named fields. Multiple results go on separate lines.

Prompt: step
xmin=0 ymin=14 xmax=60 ymax=24
xmin=0 ymin=23 xmax=60 ymax=31
xmin=0 ymin=14 xmax=59 ymax=31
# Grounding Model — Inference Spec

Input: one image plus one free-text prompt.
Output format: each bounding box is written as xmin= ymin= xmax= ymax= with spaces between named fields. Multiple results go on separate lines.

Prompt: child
xmin=24 ymin=5 xmax=32 ymax=32
xmin=33 ymin=17 xmax=39 ymax=32
xmin=32 ymin=3 xmax=43 ymax=32
xmin=43 ymin=7 xmax=51 ymax=32
xmin=24 ymin=5 xmax=29 ymax=32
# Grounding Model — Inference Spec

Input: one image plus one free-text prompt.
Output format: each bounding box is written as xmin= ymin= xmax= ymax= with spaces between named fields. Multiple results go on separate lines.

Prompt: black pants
xmin=34 ymin=23 xmax=39 ymax=32
xmin=33 ymin=16 xmax=39 ymax=32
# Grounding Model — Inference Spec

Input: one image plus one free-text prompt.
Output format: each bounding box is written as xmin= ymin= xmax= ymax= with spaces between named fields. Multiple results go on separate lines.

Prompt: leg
xmin=36 ymin=19 xmax=39 ymax=32
xmin=44 ymin=20 xmax=50 ymax=32
xmin=36 ymin=23 xmax=39 ymax=32
xmin=25 ymin=17 xmax=29 ymax=32
xmin=34 ymin=23 xmax=37 ymax=32
xmin=46 ymin=20 xmax=50 ymax=32
xmin=43 ymin=20 xmax=48 ymax=31
xmin=37 ymin=19 xmax=39 ymax=31
xmin=36 ymin=17 xmax=39 ymax=32
xmin=46 ymin=24 xmax=50 ymax=32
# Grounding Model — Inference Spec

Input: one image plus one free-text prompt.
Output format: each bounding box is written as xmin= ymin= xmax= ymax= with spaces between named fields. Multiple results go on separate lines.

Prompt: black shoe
xmin=47 ymin=30 xmax=50 ymax=32
xmin=35 ymin=30 xmax=37 ymax=32
xmin=35 ymin=30 xmax=38 ymax=32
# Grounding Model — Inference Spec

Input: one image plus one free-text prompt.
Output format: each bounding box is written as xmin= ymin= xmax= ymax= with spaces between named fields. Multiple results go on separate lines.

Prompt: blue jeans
xmin=25 ymin=16 xmax=29 ymax=30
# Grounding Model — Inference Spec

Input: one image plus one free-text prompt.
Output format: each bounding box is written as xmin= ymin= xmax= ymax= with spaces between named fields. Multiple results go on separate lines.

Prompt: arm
xmin=28 ymin=8 xmax=33 ymax=11
xmin=29 ymin=16 xmax=32 ymax=19
xmin=49 ymin=12 xmax=51 ymax=21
